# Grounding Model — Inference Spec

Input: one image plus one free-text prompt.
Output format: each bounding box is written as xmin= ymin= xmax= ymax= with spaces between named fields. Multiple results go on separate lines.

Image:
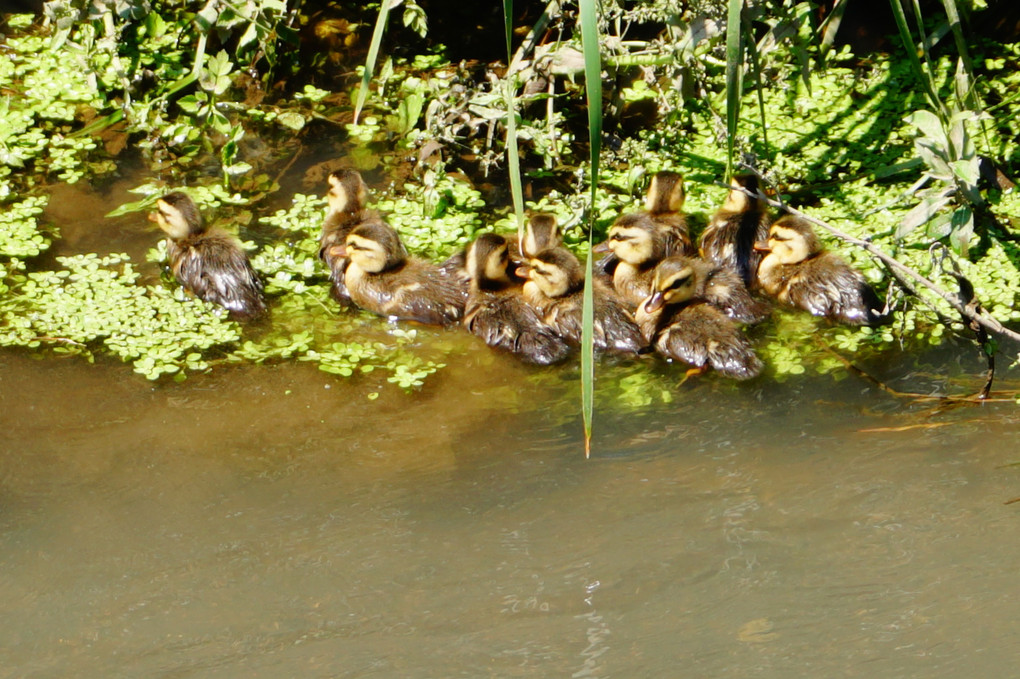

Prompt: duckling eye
xmin=669 ymin=275 xmax=692 ymax=290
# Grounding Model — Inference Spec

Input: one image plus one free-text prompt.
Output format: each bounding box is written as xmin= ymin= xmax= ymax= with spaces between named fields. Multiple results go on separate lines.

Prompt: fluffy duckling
xmin=754 ymin=215 xmax=886 ymax=326
xmin=441 ymin=211 xmax=562 ymax=283
xmin=635 ymin=257 xmax=763 ymax=380
xmin=593 ymin=171 xmax=696 ymax=281
xmin=521 ymin=212 xmax=563 ymax=257
xmin=150 ymin=191 xmax=266 ymax=320
xmin=674 ymin=255 xmax=771 ymax=325
xmin=643 ymin=170 xmax=695 ymax=255
xmin=319 ymin=169 xmax=375 ymax=304
xmin=463 ymin=233 xmax=571 ymax=365
xmin=699 ymin=173 xmax=772 ymax=288
xmin=519 ymin=247 xmax=645 ymax=354
xmin=335 ymin=220 xmax=467 ymax=326
xmin=594 ymin=213 xmax=671 ymax=307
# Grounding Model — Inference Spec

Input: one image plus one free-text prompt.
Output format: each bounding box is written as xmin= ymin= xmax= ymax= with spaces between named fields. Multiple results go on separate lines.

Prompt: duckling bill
xmin=754 ymin=215 xmax=886 ymax=326
xmin=150 ymin=191 xmax=267 ymax=321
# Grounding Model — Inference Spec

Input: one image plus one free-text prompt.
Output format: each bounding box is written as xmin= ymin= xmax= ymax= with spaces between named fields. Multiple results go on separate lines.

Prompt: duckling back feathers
xmin=153 ymin=192 xmax=267 ymax=321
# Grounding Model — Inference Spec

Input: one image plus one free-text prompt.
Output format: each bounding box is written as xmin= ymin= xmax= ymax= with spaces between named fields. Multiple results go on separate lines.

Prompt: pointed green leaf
xmin=579 ymin=0 xmax=601 ymax=457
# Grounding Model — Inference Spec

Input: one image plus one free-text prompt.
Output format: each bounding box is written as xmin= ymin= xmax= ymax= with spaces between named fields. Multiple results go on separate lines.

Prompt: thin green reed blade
xmin=579 ymin=0 xmax=601 ymax=458
xmin=939 ymin=0 xmax=978 ymax=109
xmin=503 ymin=0 xmax=525 ymax=246
xmin=725 ymin=0 xmax=744 ymax=179
xmin=354 ymin=0 xmax=394 ymax=125
xmin=888 ymin=0 xmax=945 ymax=121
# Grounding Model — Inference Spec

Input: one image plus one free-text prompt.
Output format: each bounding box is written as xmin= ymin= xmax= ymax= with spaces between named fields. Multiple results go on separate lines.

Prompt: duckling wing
xmin=465 ymin=289 xmax=571 ymax=365
xmin=655 ymin=304 xmax=762 ymax=380
xmin=701 ymin=266 xmax=770 ymax=324
xmin=176 ymin=235 xmax=266 ymax=320
xmin=375 ymin=259 xmax=468 ymax=326
xmin=594 ymin=285 xmax=645 ymax=354
xmin=791 ymin=255 xmax=884 ymax=326
xmin=655 ymin=214 xmax=697 ymax=257
xmin=612 ymin=265 xmax=655 ymax=309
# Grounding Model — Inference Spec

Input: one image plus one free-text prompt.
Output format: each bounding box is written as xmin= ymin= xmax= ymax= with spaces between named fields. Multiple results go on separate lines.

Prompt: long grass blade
xmin=354 ymin=0 xmax=393 ymax=125
xmin=940 ymin=0 xmax=978 ymax=110
xmin=502 ymin=0 xmax=525 ymax=246
xmin=724 ymin=0 xmax=744 ymax=179
xmin=888 ymin=0 xmax=945 ymax=120
xmin=578 ymin=0 xmax=601 ymax=458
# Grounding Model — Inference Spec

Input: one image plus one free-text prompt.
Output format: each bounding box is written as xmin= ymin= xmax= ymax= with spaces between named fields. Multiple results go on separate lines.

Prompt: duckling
xmin=335 ymin=220 xmax=467 ymax=326
xmin=674 ymin=255 xmax=771 ymax=325
xmin=519 ymin=246 xmax=645 ymax=354
xmin=463 ymin=233 xmax=571 ymax=365
xmin=754 ymin=215 xmax=886 ymax=326
xmin=319 ymin=169 xmax=375 ymax=304
xmin=441 ymin=211 xmax=562 ymax=284
xmin=149 ymin=191 xmax=267 ymax=320
xmin=643 ymin=170 xmax=695 ymax=255
xmin=699 ymin=173 xmax=772 ymax=288
xmin=521 ymin=212 xmax=562 ymax=257
xmin=593 ymin=171 xmax=696 ymax=280
xmin=594 ymin=213 xmax=671 ymax=307
xmin=635 ymin=257 xmax=763 ymax=380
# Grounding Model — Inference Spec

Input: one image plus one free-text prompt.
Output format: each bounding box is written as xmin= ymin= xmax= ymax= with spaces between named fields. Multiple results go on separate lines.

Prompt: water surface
xmin=3 ymin=340 xmax=1020 ymax=678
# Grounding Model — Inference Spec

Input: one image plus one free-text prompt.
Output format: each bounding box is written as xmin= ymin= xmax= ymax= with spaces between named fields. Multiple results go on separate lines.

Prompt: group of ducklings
xmin=150 ymin=169 xmax=886 ymax=380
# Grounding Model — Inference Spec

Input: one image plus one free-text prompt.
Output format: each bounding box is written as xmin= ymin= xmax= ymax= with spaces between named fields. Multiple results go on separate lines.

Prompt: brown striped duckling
xmin=754 ymin=215 xmax=886 ymax=326
xmin=462 ymin=233 xmax=571 ymax=365
xmin=518 ymin=246 xmax=645 ymax=354
xmin=521 ymin=212 xmax=563 ymax=258
xmin=149 ymin=191 xmax=267 ymax=321
xmin=594 ymin=212 xmax=671 ymax=307
xmin=642 ymin=170 xmax=696 ymax=255
xmin=671 ymin=255 xmax=771 ymax=325
xmin=319 ymin=169 xmax=375 ymax=304
xmin=441 ymin=211 xmax=562 ymax=283
xmin=593 ymin=171 xmax=696 ymax=281
xmin=699 ymin=173 xmax=772 ymax=288
xmin=335 ymin=220 xmax=467 ymax=326
xmin=635 ymin=257 xmax=763 ymax=380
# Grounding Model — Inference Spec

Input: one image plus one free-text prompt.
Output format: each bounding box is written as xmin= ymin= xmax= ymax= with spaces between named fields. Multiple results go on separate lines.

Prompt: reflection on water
xmin=2 ymin=343 xmax=1019 ymax=677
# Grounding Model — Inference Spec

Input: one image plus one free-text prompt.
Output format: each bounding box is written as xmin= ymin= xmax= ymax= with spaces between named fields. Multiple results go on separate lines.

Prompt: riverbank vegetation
xmin=1 ymin=1 xmax=1018 ymax=402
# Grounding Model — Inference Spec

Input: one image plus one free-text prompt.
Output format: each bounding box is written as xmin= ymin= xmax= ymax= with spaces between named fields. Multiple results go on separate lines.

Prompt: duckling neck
xmin=522 ymin=280 xmax=546 ymax=306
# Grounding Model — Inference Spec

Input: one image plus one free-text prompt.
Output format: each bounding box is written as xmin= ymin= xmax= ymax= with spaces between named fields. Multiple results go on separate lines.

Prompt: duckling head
xmin=523 ymin=247 xmax=584 ymax=299
xmin=603 ymin=213 xmax=665 ymax=266
xmin=326 ymin=169 xmax=369 ymax=216
xmin=343 ymin=221 xmax=407 ymax=273
xmin=466 ymin=233 xmax=513 ymax=288
xmin=754 ymin=216 xmax=822 ymax=265
xmin=720 ymin=173 xmax=762 ymax=213
xmin=149 ymin=191 xmax=204 ymax=240
xmin=644 ymin=171 xmax=685 ymax=214
xmin=642 ymin=256 xmax=699 ymax=314
xmin=523 ymin=212 xmax=561 ymax=258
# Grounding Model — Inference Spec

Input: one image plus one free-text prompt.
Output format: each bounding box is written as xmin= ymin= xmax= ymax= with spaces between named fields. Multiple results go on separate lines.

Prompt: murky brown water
xmin=3 ymin=337 xmax=1020 ymax=677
